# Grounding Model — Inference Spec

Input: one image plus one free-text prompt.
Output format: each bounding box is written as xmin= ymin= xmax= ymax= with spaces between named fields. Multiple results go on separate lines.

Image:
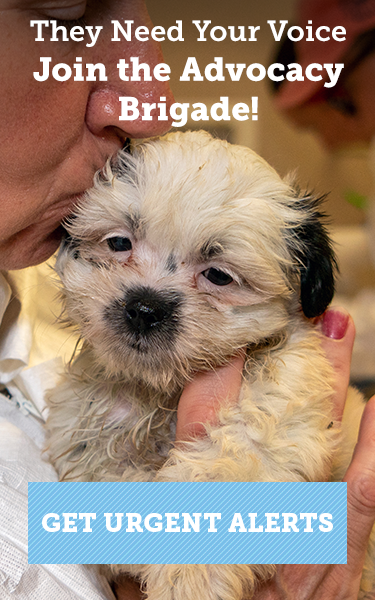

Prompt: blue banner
xmin=28 ymin=481 xmax=347 ymax=564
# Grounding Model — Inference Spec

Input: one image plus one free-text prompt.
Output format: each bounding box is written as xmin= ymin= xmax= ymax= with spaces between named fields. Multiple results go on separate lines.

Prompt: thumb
xmin=340 ymin=396 xmax=375 ymax=592
xmin=317 ymin=307 xmax=356 ymax=422
xmin=175 ymin=354 xmax=245 ymax=442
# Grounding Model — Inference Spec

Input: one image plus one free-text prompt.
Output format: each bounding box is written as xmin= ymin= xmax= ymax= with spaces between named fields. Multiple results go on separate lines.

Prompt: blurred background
xmin=147 ymin=0 xmax=371 ymax=228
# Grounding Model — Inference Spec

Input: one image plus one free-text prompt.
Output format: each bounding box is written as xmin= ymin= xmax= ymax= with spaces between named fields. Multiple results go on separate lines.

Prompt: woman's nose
xmin=85 ymin=1 xmax=174 ymax=142
xmin=85 ymin=80 xmax=174 ymax=140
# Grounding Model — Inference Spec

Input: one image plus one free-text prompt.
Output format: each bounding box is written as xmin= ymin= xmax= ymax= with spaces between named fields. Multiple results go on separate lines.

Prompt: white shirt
xmin=0 ymin=267 xmax=115 ymax=600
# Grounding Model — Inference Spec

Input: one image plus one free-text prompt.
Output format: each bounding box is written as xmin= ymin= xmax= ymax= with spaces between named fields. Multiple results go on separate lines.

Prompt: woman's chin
xmin=0 ymin=226 xmax=64 ymax=271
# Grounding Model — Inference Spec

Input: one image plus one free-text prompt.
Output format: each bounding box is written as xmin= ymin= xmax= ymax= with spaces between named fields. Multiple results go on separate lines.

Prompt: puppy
xmin=46 ymin=131 xmax=372 ymax=599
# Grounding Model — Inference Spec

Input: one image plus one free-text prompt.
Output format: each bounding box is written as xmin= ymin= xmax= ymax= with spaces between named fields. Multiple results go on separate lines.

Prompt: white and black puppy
xmin=46 ymin=131 xmax=372 ymax=599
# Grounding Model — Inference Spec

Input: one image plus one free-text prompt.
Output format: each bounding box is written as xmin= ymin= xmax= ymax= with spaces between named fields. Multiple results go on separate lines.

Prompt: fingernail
xmin=321 ymin=308 xmax=350 ymax=340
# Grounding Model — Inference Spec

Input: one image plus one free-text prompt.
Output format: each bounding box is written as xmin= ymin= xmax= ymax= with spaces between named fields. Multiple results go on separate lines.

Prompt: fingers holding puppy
xmin=252 ymin=397 xmax=375 ymax=600
xmin=176 ymin=306 xmax=355 ymax=440
xmin=175 ymin=353 xmax=245 ymax=442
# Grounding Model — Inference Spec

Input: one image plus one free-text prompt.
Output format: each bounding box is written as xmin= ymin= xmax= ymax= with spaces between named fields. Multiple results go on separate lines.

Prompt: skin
xmin=0 ymin=0 xmax=173 ymax=269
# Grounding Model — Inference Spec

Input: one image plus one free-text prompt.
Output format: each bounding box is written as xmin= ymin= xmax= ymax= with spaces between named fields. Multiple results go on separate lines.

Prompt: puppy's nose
xmin=123 ymin=288 xmax=181 ymax=336
xmin=125 ymin=300 xmax=167 ymax=334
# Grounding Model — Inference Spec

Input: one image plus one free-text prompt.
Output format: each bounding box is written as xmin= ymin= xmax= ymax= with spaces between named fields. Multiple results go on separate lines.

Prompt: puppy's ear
xmin=287 ymin=190 xmax=337 ymax=319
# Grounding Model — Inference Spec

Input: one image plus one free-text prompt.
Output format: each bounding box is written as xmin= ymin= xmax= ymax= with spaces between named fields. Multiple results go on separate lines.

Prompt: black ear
xmin=287 ymin=193 xmax=337 ymax=319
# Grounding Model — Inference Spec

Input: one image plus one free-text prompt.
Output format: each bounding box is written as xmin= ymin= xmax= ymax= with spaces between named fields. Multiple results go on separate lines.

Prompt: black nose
xmin=125 ymin=299 xmax=167 ymax=334
xmin=123 ymin=288 xmax=182 ymax=336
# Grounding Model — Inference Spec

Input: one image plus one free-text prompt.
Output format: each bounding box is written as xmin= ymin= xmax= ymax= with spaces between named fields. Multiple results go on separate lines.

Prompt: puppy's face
xmin=57 ymin=131 xmax=335 ymax=390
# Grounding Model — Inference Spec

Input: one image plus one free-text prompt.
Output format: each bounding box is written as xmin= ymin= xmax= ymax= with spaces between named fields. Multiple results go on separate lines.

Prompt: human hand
xmin=175 ymin=307 xmax=375 ymax=599
xmin=251 ymin=394 xmax=375 ymax=600
xmin=175 ymin=307 xmax=355 ymax=439
xmin=317 ymin=307 xmax=355 ymax=422
xmin=250 ymin=308 xmax=375 ymax=600
xmin=175 ymin=351 xmax=245 ymax=442
xmin=175 ymin=307 xmax=354 ymax=440
xmin=250 ymin=308 xmax=375 ymax=599
xmin=114 ymin=308 xmax=375 ymax=599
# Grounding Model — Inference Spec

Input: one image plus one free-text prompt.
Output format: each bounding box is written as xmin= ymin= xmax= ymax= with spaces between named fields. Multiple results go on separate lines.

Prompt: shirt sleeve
xmin=0 ymin=416 xmax=115 ymax=600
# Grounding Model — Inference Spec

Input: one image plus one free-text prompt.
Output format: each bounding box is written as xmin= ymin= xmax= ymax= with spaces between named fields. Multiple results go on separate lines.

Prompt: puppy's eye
xmin=107 ymin=237 xmax=132 ymax=252
xmin=203 ymin=268 xmax=233 ymax=286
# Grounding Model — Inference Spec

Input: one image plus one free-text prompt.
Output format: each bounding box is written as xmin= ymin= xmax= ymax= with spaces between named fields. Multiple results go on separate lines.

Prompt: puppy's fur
xmin=47 ymin=131 xmax=372 ymax=599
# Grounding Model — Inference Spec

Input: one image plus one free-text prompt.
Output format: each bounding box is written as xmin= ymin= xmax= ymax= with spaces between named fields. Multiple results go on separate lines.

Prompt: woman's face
xmin=0 ymin=0 xmax=173 ymax=269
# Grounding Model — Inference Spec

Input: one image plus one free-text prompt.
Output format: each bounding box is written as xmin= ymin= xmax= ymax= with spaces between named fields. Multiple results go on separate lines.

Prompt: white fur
xmin=46 ymin=131 xmax=373 ymax=599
